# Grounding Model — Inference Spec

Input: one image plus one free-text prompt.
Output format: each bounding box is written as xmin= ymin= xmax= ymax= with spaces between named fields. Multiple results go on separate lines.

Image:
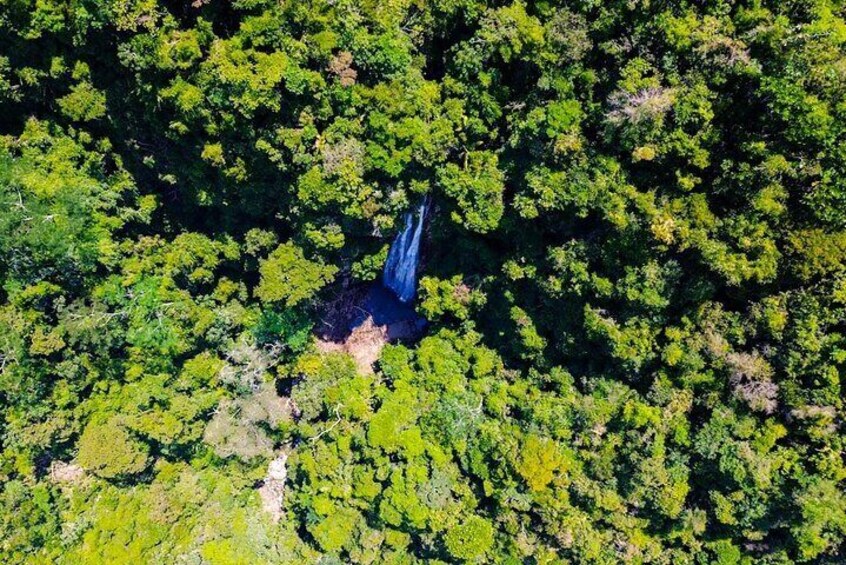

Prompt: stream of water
xmin=383 ymin=198 xmax=429 ymax=303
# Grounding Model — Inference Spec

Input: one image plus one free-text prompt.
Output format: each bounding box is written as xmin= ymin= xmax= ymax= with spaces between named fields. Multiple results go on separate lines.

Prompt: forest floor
xmin=315 ymin=282 xmax=426 ymax=373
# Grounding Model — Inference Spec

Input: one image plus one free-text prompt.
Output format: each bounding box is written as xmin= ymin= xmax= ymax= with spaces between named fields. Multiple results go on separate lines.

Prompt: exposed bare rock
xmin=49 ymin=460 xmax=85 ymax=484
xmin=315 ymin=283 xmax=426 ymax=374
xmin=258 ymin=452 xmax=289 ymax=523
xmin=316 ymin=316 xmax=388 ymax=374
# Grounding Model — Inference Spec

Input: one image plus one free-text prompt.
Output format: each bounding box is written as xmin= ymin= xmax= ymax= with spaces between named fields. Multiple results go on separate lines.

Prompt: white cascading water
xmin=383 ymin=198 xmax=428 ymax=302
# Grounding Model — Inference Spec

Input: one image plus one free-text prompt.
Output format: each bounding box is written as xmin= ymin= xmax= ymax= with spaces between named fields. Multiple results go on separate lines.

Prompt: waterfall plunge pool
xmin=316 ymin=199 xmax=430 ymax=350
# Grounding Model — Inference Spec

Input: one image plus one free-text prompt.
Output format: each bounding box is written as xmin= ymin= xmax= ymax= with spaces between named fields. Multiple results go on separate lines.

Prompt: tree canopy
xmin=1 ymin=0 xmax=846 ymax=563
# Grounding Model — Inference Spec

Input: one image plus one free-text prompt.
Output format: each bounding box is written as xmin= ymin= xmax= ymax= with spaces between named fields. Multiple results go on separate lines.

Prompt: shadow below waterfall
xmin=357 ymin=284 xmax=427 ymax=335
xmin=316 ymin=282 xmax=427 ymax=345
xmin=314 ymin=281 xmax=427 ymax=374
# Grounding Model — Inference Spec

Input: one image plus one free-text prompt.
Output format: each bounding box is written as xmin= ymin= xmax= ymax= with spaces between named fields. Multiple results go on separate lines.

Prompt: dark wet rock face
xmin=355 ymin=284 xmax=427 ymax=338
xmin=317 ymin=283 xmax=426 ymax=345
xmin=315 ymin=284 xmax=427 ymax=373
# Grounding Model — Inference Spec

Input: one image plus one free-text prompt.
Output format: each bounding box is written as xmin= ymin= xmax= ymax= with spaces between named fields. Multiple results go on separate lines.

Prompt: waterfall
xmin=383 ymin=198 xmax=428 ymax=302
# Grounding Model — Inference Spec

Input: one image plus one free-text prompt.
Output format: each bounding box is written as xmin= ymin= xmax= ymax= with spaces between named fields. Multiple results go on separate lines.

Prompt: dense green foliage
xmin=1 ymin=0 xmax=846 ymax=563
